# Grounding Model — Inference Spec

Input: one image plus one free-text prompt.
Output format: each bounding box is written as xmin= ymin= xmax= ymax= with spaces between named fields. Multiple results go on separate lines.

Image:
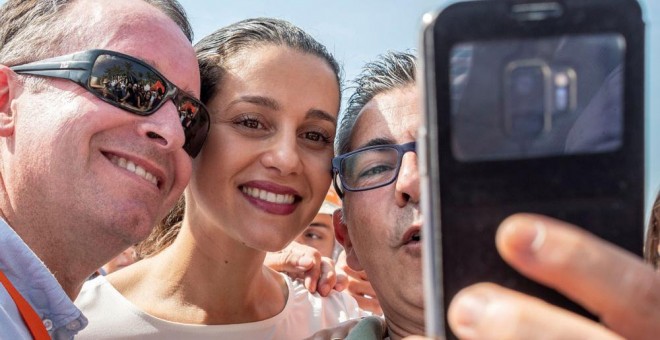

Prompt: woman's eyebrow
xmin=307 ymin=109 xmax=337 ymax=125
xmin=228 ymin=95 xmax=280 ymax=110
xmin=225 ymin=97 xmax=336 ymax=125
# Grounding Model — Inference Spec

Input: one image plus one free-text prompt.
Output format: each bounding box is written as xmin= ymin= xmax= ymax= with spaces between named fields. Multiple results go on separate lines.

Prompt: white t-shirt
xmin=74 ymin=274 xmax=363 ymax=339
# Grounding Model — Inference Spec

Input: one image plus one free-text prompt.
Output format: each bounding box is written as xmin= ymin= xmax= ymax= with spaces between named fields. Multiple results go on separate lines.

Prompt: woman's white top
xmin=74 ymin=273 xmax=362 ymax=339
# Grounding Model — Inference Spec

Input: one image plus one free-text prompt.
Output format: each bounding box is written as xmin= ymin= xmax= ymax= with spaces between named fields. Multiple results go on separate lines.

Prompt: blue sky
xmin=179 ymin=0 xmax=442 ymax=89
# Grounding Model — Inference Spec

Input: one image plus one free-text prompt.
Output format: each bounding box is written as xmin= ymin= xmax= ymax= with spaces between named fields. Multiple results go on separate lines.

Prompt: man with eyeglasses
xmin=328 ymin=50 xmax=660 ymax=340
xmin=327 ymin=49 xmax=660 ymax=340
xmin=0 ymin=1 xmax=208 ymax=339
xmin=331 ymin=51 xmax=425 ymax=339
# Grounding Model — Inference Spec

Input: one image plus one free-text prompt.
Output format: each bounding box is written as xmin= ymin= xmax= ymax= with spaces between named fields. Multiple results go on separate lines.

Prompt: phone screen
xmin=450 ymin=33 xmax=625 ymax=162
xmin=437 ymin=32 xmax=638 ymax=322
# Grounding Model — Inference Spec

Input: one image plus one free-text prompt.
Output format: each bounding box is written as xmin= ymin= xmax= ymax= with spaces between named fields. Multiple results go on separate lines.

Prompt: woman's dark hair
xmin=646 ymin=192 xmax=660 ymax=269
xmin=195 ymin=17 xmax=342 ymax=104
xmin=137 ymin=17 xmax=342 ymax=258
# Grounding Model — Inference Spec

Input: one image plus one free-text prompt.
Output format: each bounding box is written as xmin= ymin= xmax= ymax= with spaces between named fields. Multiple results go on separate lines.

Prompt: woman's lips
xmin=239 ymin=182 xmax=302 ymax=215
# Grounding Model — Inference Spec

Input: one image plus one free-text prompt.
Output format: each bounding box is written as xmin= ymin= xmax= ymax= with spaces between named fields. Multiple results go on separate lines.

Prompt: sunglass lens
xmin=90 ymin=53 xmax=209 ymax=157
xmin=90 ymin=54 xmax=166 ymax=115
xmin=178 ymin=95 xmax=210 ymax=157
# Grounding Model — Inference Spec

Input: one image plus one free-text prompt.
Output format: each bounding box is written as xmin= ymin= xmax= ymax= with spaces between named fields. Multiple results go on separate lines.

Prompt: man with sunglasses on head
xmin=323 ymin=51 xmax=425 ymax=339
xmin=0 ymin=1 xmax=209 ymax=339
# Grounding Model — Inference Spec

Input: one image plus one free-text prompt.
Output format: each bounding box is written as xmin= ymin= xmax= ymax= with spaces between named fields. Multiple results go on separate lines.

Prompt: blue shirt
xmin=0 ymin=218 xmax=88 ymax=339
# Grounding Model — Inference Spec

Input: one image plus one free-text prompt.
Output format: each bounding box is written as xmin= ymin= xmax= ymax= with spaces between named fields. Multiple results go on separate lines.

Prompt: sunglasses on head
xmin=10 ymin=49 xmax=210 ymax=158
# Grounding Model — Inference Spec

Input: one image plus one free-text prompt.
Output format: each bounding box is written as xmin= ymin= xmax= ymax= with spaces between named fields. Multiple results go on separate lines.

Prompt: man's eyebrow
xmin=354 ymin=137 xmax=396 ymax=150
xmin=228 ymin=95 xmax=280 ymax=110
xmin=307 ymin=109 xmax=337 ymax=125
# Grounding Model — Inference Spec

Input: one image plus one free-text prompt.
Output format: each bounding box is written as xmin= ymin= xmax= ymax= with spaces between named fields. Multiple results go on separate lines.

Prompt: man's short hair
xmin=0 ymin=0 xmax=192 ymax=66
xmin=335 ymin=51 xmax=417 ymax=156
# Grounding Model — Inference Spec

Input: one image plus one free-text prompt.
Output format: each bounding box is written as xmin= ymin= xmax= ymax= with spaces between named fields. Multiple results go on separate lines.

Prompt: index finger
xmin=496 ymin=213 xmax=660 ymax=338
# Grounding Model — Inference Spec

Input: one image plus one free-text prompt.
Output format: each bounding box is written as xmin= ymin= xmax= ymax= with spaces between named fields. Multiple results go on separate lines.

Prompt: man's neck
xmin=20 ymin=229 xmax=88 ymax=298
xmin=384 ymin=309 xmax=425 ymax=340
xmin=4 ymin=215 xmax=101 ymax=299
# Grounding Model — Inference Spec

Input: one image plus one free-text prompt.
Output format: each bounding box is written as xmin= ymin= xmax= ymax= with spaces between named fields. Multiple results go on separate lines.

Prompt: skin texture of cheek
xmin=344 ymin=197 xmax=394 ymax=269
xmin=344 ymin=192 xmax=425 ymax=305
xmin=187 ymin=131 xmax=333 ymax=252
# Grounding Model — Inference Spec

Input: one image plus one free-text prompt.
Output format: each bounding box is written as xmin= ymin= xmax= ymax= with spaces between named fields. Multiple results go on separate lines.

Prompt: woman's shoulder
xmin=75 ymin=259 xmax=156 ymax=320
xmin=76 ymin=275 xmax=112 ymax=303
xmin=74 ymin=270 xmax=173 ymax=339
xmin=75 ymin=275 xmax=132 ymax=313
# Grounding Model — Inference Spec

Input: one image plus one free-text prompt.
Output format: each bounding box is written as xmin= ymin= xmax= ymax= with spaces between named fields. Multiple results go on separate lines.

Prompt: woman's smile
xmin=239 ymin=180 xmax=302 ymax=215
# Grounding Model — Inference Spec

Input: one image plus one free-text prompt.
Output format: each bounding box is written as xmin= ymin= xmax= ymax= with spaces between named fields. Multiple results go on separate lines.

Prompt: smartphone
xmin=418 ymin=0 xmax=645 ymax=338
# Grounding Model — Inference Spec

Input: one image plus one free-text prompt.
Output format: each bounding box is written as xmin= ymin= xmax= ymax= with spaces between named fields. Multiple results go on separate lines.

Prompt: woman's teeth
xmin=242 ymin=186 xmax=295 ymax=204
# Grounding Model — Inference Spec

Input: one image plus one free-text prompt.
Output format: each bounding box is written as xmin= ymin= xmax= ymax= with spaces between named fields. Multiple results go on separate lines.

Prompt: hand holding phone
xmin=447 ymin=213 xmax=660 ymax=340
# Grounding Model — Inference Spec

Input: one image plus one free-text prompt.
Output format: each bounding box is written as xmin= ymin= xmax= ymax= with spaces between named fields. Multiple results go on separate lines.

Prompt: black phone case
xmin=419 ymin=0 xmax=645 ymax=338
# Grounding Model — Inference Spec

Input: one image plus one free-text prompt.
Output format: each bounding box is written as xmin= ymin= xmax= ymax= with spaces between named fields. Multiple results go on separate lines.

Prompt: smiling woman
xmin=74 ymin=17 xmax=364 ymax=339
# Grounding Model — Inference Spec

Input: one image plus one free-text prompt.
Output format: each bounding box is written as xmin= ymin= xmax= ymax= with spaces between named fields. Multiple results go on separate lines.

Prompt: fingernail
xmin=500 ymin=219 xmax=546 ymax=254
xmin=529 ymin=221 xmax=546 ymax=251
xmin=305 ymin=277 xmax=316 ymax=292
xmin=319 ymin=284 xmax=329 ymax=296
xmin=451 ymin=293 xmax=487 ymax=338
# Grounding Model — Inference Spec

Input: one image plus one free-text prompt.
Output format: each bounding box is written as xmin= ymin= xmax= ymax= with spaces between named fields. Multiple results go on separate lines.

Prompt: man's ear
xmin=333 ymin=208 xmax=364 ymax=271
xmin=0 ymin=66 xmax=16 ymax=137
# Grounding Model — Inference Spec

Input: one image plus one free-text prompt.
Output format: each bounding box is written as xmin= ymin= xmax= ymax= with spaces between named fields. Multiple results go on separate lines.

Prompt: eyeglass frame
xmin=8 ymin=49 xmax=210 ymax=158
xmin=332 ymin=141 xmax=417 ymax=197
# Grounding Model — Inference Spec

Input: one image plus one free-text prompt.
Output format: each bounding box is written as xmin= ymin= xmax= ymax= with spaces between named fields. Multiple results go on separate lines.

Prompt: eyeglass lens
xmin=341 ymin=147 xmax=400 ymax=190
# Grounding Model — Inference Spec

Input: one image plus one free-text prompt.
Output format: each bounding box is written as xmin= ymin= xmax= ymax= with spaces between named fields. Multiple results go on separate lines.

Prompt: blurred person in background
xmin=295 ymin=186 xmax=342 ymax=259
xmin=99 ymin=246 xmax=138 ymax=276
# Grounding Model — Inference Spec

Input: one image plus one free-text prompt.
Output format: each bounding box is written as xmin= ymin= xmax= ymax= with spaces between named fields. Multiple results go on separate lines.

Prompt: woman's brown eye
xmin=302 ymin=131 xmax=331 ymax=144
xmin=306 ymin=132 xmax=321 ymax=141
xmin=235 ymin=117 xmax=262 ymax=129
xmin=243 ymin=119 xmax=259 ymax=128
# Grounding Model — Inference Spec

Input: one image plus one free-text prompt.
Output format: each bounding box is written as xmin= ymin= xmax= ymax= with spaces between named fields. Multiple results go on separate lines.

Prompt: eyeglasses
xmin=332 ymin=141 xmax=416 ymax=197
xmin=10 ymin=49 xmax=210 ymax=158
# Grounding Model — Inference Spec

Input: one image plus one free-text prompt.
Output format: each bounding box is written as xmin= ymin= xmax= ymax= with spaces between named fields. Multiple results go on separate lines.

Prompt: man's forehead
xmin=350 ymin=86 xmax=420 ymax=149
xmin=80 ymin=0 xmax=199 ymax=96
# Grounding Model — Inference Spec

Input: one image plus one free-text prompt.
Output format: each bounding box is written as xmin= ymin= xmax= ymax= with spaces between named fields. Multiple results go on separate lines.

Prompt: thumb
xmin=265 ymin=249 xmax=313 ymax=272
xmin=334 ymin=271 xmax=348 ymax=292
xmin=295 ymin=255 xmax=314 ymax=270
